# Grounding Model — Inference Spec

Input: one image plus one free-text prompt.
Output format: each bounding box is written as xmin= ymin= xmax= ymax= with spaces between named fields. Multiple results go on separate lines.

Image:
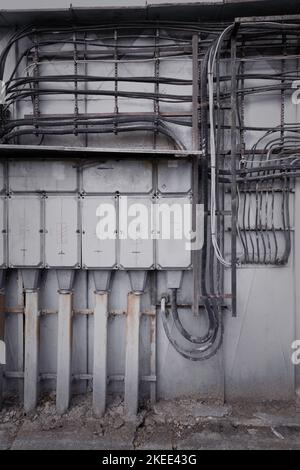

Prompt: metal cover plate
xmin=156 ymin=197 xmax=192 ymax=269
xmin=82 ymin=196 xmax=117 ymax=269
xmin=157 ymin=160 xmax=192 ymax=194
xmin=82 ymin=160 xmax=153 ymax=193
xmin=8 ymin=196 xmax=42 ymax=267
xmin=9 ymin=160 xmax=77 ymax=192
xmin=119 ymin=196 xmax=154 ymax=269
xmin=45 ymin=196 xmax=79 ymax=268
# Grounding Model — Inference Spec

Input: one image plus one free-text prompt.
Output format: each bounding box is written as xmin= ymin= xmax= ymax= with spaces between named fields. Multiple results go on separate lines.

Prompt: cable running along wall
xmin=0 ymin=20 xmax=300 ymax=365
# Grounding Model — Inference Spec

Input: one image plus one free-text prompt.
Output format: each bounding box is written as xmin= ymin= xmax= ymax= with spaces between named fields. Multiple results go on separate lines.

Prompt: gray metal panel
xmin=9 ymin=161 xmax=77 ymax=192
xmin=82 ymin=196 xmax=117 ymax=269
xmin=8 ymin=196 xmax=42 ymax=267
xmin=156 ymin=197 xmax=192 ymax=269
xmin=45 ymin=196 xmax=79 ymax=268
xmin=119 ymin=196 xmax=154 ymax=269
xmin=157 ymin=160 xmax=192 ymax=194
xmin=82 ymin=160 xmax=153 ymax=193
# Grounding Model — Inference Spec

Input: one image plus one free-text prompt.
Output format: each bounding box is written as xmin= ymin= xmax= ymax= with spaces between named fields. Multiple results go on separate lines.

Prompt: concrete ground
xmin=1 ymin=394 xmax=300 ymax=450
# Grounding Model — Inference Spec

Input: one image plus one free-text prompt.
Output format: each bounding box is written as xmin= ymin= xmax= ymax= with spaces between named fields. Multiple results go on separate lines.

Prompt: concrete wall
xmin=1 ymin=13 xmax=300 ymax=406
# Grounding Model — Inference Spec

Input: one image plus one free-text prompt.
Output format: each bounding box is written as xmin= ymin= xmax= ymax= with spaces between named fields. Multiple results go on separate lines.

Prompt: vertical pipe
xmin=93 ymin=291 xmax=108 ymax=417
xmin=84 ymin=32 xmax=88 ymax=147
xmin=192 ymin=33 xmax=200 ymax=316
xmin=17 ymin=270 xmax=24 ymax=403
xmin=13 ymin=27 xmax=20 ymax=145
xmin=0 ymin=292 xmax=5 ymax=408
xmin=149 ymin=271 xmax=157 ymax=404
xmin=124 ymin=292 xmax=141 ymax=417
xmin=24 ymin=290 xmax=39 ymax=412
xmin=114 ymin=29 xmax=119 ymax=136
xmin=231 ymin=32 xmax=238 ymax=318
xmin=154 ymin=27 xmax=160 ymax=148
xmin=56 ymin=292 xmax=73 ymax=414
xmin=150 ymin=314 xmax=156 ymax=404
xmin=192 ymin=34 xmax=200 ymax=151
xmin=33 ymin=33 xmax=40 ymax=135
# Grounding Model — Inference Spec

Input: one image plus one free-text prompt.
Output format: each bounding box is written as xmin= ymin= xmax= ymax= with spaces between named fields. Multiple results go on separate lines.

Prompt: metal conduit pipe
xmin=93 ymin=290 xmax=109 ymax=417
xmin=0 ymin=271 xmax=6 ymax=409
xmin=1 ymin=124 xmax=186 ymax=150
xmin=56 ymin=270 xmax=76 ymax=415
xmin=124 ymin=291 xmax=142 ymax=417
xmin=22 ymin=269 xmax=42 ymax=413
xmin=170 ymin=289 xmax=219 ymax=346
xmin=92 ymin=270 xmax=113 ymax=417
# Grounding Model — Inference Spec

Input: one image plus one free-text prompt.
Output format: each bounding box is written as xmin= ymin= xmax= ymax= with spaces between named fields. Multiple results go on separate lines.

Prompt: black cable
xmin=170 ymin=289 xmax=218 ymax=345
xmin=160 ymin=289 xmax=223 ymax=362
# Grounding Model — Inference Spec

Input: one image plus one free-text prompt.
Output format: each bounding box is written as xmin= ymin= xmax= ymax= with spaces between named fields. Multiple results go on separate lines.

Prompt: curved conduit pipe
xmin=170 ymin=289 xmax=219 ymax=345
xmin=161 ymin=290 xmax=223 ymax=362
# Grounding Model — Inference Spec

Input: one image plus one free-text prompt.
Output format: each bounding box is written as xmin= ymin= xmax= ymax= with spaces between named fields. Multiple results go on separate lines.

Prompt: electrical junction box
xmin=8 ymin=195 xmax=42 ymax=268
xmin=0 ymin=159 xmax=196 ymax=270
xmin=45 ymin=196 xmax=79 ymax=268
xmin=82 ymin=196 xmax=117 ymax=269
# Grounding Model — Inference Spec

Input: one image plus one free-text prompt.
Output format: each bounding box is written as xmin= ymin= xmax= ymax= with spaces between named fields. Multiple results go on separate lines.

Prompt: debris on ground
xmin=0 ymin=394 xmax=300 ymax=449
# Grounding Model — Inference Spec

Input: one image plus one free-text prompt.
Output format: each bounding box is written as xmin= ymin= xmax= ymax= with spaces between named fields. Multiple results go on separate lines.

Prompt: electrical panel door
xmin=45 ymin=196 xmax=79 ymax=268
xmin=8 ymin=196 xmax=42 ymax=267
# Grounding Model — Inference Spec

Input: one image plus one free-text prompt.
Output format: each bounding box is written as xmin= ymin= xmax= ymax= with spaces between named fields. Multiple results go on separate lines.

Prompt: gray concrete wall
xmin=1 ymin=16 xmax=300 ymax=406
